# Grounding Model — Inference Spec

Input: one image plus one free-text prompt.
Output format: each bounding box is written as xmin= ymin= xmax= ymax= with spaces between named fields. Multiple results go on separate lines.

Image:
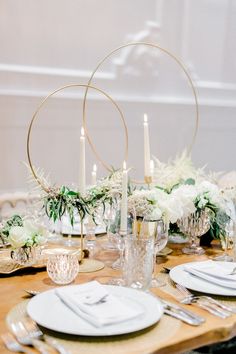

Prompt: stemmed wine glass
xmin=177 ymin=208 xmax=211 ymax=255
xmin=106 ymin=211 xmax=133 ymax=286
xmin=214 ymin=219 xmax=234 ymax=262
xmin=140 ymin=217 xmax=168 ymax=287
xmin=111 ymin=209 xmax=134 ymax=270
xmin=102 ymin=202 xmax=118 ymax=250
xmin=60 ymin=213 xmax=80 ymax=246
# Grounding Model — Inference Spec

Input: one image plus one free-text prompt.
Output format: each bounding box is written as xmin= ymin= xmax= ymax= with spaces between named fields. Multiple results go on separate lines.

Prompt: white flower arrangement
xmin=8 ymin=219 xmax=47 ymax=249
xmin=152 ymin=150 xmax=206 ymax=191
xmin=127 ymin=176 xmax=234 ymax=240
xmin=128 ymin=189 xmax=163 ymax=221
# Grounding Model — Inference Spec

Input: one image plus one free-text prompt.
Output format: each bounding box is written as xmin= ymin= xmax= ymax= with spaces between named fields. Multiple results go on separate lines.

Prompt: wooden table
xmin=0 ymin=238 xmax=236 ymax=354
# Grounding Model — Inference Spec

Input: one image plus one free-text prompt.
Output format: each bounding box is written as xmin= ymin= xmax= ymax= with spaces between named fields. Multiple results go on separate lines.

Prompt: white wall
xmin=0 ymin=0 xmax=236 ymax=191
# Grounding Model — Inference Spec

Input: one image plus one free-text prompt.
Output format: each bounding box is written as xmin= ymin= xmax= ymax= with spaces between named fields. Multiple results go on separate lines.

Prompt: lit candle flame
xmin=93 ymin=164 xmax=97 ymax=172
xmin=144 ymin=113 xmax=148 ymax=124
xmin=123 ymin=161 xmax=127 ymax=170
xmin=81 ymin=127 xmax=85 ymax=136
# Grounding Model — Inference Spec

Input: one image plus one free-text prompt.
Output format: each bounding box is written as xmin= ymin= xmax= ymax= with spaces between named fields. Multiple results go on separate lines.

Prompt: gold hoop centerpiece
xmin=82 ymin=42 xmax=199 ymax=182
xmin=26 ymin=83 xmax=128 ymax=273
xmin=27 ymin=83 xmax=128 ymax=191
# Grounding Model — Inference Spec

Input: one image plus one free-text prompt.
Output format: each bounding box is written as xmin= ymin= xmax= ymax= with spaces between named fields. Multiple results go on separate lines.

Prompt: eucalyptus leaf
xmin=184 ymin=178 xmax=195 ymax=185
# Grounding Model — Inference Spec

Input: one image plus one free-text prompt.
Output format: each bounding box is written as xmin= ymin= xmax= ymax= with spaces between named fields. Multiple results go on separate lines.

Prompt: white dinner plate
xmin=27 ymin=285 xmax=163 ymax=336
xmin=170 ymin=261 xmax=236 ymax=296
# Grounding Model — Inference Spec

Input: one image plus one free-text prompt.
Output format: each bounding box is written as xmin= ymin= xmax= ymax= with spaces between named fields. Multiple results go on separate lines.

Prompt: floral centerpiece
xmin=27 ymin=152 xmax=235 ymax=246
xmin=0 ymin=215 xmax=47 ymax=265
xmin=38 ymin=169 xmax=125 ymax=227
xmin=151 ymin=152 xmax=235 ymax=243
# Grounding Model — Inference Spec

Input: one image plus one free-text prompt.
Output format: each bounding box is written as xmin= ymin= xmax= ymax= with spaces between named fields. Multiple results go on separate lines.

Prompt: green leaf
xmin=184 ymin=178 xmax=195 ymax=185
xmin=67 ymin=191 xmax=78 ymax=196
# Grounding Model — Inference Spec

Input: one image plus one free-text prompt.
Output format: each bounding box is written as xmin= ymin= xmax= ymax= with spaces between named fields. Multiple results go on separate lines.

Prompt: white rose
xmin=8 ymin=226 xmax=29 ymax=248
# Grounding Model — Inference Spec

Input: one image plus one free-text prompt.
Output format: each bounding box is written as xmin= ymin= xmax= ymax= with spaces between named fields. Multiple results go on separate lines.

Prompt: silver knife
xmin=163 ymin=307 xmax=200 ymax=325
xmin=162 ymin=299 xmax=205 ymax=323
xmin=161 ymin=300 xmax=205 ymax=326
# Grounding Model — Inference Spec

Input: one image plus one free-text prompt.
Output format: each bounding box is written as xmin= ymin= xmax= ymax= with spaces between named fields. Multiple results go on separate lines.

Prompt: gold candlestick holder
xmin=144 ymin=176 xmax=152 ymax=186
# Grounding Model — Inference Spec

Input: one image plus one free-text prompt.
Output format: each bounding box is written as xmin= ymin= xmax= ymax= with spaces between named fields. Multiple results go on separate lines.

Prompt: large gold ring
xmin=27 ymin=84 xmax=128 ymax=192
xmin=83 ymin=42 xmax=199 ymax=180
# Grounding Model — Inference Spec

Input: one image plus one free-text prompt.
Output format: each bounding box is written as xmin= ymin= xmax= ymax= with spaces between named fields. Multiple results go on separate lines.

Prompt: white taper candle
xmin=91 ymin=164 xmax=97 ymax=185
xmin=120 ymin=161 xmax=128 ymax=235
xmin=143 ymin=114 xmax=151 ymax=178
xmin=79 ymin=127 xmax=86 ymax=196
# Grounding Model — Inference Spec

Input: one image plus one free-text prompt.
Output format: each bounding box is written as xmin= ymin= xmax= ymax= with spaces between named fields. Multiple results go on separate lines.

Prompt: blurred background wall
xmin=0 ymin=0 xmax=235 ymax=192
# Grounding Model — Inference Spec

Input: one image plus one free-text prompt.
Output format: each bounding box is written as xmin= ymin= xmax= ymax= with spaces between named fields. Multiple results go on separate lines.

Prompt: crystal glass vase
xmin=11 ymin=246 xmax=41 ymax=266
xmin=177 ymin=209 xmax=211 ymax=255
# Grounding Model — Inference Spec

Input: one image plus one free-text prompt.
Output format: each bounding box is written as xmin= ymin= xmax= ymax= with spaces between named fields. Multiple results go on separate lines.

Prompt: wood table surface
xmin=0 ymin=237 xmax=236 ymax=354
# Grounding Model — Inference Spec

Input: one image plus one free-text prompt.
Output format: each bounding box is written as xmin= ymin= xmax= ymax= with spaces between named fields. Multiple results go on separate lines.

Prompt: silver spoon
xmin=24 ymin=290 xmax=40 ymax=297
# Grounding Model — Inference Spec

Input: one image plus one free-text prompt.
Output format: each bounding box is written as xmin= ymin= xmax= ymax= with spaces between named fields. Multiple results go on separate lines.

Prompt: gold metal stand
xmin=82 ymin=41 xmax=199 ymax=185
xmin=26 ymin=84 xmax=121 ymax=272
xmin=26 ymin=84 xmax=128 ymax=192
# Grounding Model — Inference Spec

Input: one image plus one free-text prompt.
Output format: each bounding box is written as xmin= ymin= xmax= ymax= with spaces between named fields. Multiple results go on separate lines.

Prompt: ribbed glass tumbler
xmin=123 ymin=236 xmax=154 ymax=290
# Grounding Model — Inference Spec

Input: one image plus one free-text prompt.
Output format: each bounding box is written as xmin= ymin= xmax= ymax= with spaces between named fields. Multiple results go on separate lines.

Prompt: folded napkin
xmin=55 ymin=281 xmax=144 ymax=327
xmin=184 ymin=261 xmax=236 ymax=289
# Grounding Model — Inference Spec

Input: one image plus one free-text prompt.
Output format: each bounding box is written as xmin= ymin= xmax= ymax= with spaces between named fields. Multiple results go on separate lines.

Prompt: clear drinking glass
xmin=177 ymin=209 xmax=211 ymax=255
xmin=140 ymin=218 xmax=168 ymax=287
xmin=110 ymin=210 xmax=134 ymax=270
xmin=111 ymin=233 xmax=125 ymax=270
xmin=214 ymin=219 xmax=234 ymax=262
xmin=102 ymin=202 xmax=118 ymax=250
xmin=61 ymin=214 xmax=80 ymax=247
xmin=123 ymin=235 xmax=154 ymax=290
xmin=84 ymin=219 xmax=97 ymax=257
xmin=47 ymin=254 xmax=79 ymax=284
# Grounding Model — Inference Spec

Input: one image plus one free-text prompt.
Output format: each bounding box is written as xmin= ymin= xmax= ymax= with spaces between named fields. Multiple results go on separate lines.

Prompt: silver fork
xmin=22 ymin=318 xmax=70 ymax=354
xmin=1 ymin=332 xmax=34 ymax=354
xmin=176 ymin=283 xmax=236 ymax=313
xmin=11 ymin=321 xmax=50 ymax=354
xmin=176 ymin=283 xmax=232 ymax=318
